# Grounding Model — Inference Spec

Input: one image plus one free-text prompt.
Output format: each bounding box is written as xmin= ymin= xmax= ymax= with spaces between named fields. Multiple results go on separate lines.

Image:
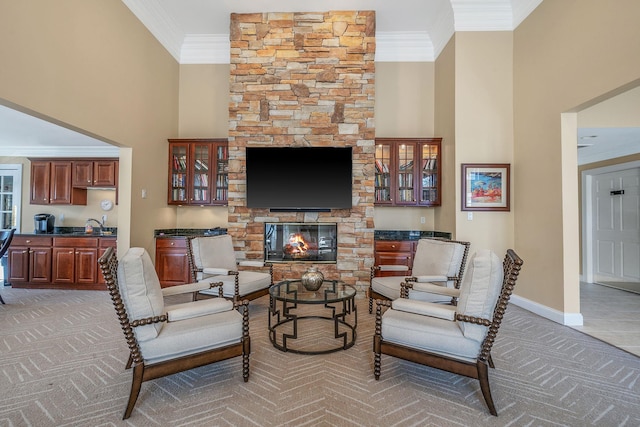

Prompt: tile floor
xmin=572 ymin=282 xmax=640 ymax=357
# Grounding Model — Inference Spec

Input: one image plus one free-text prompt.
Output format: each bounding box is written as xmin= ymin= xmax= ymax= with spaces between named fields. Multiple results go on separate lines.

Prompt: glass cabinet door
xmin=375 ymin=143 xmax=392 ymax=204
xmin=170 ymin=143 xmax=188 ymax=203
xmin=214 ymin=144 xmax=228 ymax=203
xmin=419 ymin=142 xmax=439 ymax=206
xmin=395 ymin=142 xmax=416 ymax=205
xmin=191 ymin=143 xmax=211 ymax=204
xmin=0 ymin=165 xmax=22 ymax=232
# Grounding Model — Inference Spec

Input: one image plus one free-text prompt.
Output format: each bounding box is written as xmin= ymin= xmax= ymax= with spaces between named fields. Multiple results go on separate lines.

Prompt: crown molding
xmin=0 ymin=146 xmax=120 ymax=158
xmin=180 ymin=34 xmax=231 ymax=64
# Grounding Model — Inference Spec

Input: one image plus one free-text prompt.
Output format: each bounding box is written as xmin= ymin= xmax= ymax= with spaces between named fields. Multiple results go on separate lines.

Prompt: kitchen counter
xmin=374 ymin=230 xmax=451 ymax=240
xmin=154 ymin=228 xmax=227 ymax=238
xmin=17 ymin=227 xmax=117 ymax=237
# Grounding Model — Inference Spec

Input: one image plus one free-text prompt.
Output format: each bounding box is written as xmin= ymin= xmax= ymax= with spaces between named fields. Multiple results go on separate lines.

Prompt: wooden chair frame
xmin=0 ymin=228 xmax=16 ymax=304
xmin=373 ymin=249 xmax=523 ymax=416
xmin=368 ymin=238 xmax=471 ymax=313
xmin=98 ymin=247 xmax=250 ymax=420
xmin=186 ymin=235 xmax=273 ymax=302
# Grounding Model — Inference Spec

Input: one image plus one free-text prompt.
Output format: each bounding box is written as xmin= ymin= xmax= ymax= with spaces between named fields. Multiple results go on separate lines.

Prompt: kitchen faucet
xmin=86 ymin=218 xmax=104 ymax=233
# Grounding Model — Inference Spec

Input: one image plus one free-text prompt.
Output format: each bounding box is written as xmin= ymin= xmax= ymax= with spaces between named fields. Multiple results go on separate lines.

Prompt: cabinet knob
xmin=26 ymin=240 xmax=31 ymax=244
xmin=170 ymin=242 xmax=175 ymax=246
xmin=87 ymin=180 xmax=91 ymax=183
xmin=69 ymin=251 xmax=74 ymax=254
xmin=391 ymin=245 xmax=396 ymax=248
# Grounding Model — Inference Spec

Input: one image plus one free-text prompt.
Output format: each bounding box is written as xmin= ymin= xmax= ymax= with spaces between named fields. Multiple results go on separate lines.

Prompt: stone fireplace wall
xmin=228 ymin=11 xmax=376 ymax=292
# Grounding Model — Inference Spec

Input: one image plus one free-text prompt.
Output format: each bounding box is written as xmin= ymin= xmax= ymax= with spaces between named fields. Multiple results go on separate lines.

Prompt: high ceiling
xmin=1 ymin=0 xmax=637 ymax=164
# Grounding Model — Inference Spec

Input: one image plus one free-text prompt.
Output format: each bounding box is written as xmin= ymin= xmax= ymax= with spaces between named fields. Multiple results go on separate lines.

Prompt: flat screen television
xmin=246 ymin=146 xmax=352 ymax=211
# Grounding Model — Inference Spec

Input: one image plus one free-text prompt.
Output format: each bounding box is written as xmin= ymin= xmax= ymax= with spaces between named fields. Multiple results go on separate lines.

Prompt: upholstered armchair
xmin=98 ymin=247 xmax=250 ymax=420
xmin=369 ymin=238 xmax=470 ymax=313
xmin=373 ymin=249 xmax=523 ymax=416
xmin=187 ymin=234 xmax=273 ymax=302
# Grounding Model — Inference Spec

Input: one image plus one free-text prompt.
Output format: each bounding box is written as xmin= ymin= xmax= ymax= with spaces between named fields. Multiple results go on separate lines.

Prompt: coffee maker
xmin=34 ymin=213 xmax=55 ymax=234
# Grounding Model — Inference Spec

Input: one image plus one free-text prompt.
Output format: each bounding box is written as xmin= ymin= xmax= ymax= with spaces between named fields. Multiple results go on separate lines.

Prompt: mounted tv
xmin=246 ymin=146 xmax=352 ymax=211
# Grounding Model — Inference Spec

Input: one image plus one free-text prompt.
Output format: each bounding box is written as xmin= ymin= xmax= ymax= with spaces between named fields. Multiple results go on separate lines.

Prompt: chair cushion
xmin=118 ymin=248 xmax=165 ymax=342
xmin=139 ymin=309 xmax=243 ymax=364
xmin=371 ymin=276 xmax=455 ymax=303
xmin=199 ymin=271 xmax=272 ymax=298
xmin=191 ymin=235 xmax=237 ymax=272
xmin=411 ymin=239 xmax=466 ymax=279
xmin=456 ymin=250 xmax=503 ymax=343
xmin=381 ymin=308 xmax=481 ymax=362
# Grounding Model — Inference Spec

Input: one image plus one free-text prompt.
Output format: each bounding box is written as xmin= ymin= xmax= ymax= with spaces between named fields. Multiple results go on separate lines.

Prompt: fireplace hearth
xmin=264 ymin=223 xmax=337 ymax=263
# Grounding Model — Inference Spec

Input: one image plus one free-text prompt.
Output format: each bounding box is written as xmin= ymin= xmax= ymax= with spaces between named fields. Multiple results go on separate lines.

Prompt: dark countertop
xmin=154 ymin=228 xmax=227 ymax=238
xmin=17 ymin=227 xmax=117 ymax=237
xmin=374 ymin=230 xmax=451 ymax=240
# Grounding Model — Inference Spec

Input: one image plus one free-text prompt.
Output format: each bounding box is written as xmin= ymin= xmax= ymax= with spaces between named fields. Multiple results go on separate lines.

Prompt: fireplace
xmin=264 ymin=223 xmax=337 ymax=263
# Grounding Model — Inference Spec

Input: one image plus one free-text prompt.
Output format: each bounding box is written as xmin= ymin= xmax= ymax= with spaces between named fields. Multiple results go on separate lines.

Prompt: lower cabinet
xmin=8 ymin=236 xmax=53 ymax=285
xmin=374 ymin=240 xmax=416 ymax=277
xmin=155 ymin=237 xmax=191 ymax=287
xmin=8 ymin=235 xmax=116 ymax=289
xmin=52 ymin=238 xmax=99 ymax=286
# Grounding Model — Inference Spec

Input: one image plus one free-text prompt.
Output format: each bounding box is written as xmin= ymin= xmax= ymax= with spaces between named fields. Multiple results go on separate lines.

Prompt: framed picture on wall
xmin=461 ymin=163 xmax=510 ymax=211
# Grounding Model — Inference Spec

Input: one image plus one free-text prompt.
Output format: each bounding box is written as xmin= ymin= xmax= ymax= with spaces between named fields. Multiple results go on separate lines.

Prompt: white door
xmin=0 ymin=164 xmax=22 ymax=232
xmin=593 ymin=167 xmax=640 ymax=282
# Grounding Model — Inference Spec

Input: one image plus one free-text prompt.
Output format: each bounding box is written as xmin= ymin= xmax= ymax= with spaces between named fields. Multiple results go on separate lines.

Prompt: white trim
xmin=0 ymin=146 xmax=119 ymax=157
xmin=510 ymin=294 xmax=584 ymax=326
xmin=376 ymin=32 xmax=435 ymax=62
xmin=180 ymin=34 xmax=230 ymax=64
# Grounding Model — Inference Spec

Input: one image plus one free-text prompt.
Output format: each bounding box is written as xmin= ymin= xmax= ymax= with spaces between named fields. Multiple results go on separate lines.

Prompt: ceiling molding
xmin=0 ymin=146 xmax=120 ymax=158
xmin=123 ymin=0 xmax=543 ymax=64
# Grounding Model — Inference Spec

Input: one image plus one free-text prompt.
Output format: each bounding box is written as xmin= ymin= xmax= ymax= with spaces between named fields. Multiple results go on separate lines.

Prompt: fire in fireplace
xmin=264 ymin=222 xmax=337 ymax=263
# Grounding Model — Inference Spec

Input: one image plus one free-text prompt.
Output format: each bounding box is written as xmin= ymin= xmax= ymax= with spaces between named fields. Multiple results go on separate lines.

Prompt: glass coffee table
xmin=269 ymin=279 xmax=357 ymax=354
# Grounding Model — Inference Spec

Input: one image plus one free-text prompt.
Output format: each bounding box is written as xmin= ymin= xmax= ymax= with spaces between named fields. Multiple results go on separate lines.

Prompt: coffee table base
xmin=269 ymin=298 xmax=357 ymax=355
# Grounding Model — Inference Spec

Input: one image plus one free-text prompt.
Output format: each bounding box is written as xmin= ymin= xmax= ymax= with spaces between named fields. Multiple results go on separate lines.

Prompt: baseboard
xmin=510 ymin=294 xmax=584 ymax=326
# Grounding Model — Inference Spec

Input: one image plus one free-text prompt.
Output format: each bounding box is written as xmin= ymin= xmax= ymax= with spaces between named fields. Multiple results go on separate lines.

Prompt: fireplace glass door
xmin=264 ymin=223 xmax=337 ymax=263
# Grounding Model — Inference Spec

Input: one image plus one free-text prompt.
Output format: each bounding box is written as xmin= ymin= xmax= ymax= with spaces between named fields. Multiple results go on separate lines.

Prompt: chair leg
xmin=125 ymin=353 xmax=133 ymax=370
xmin=488 ymin=354 xmax=495 ymax=369
xmin=0 ymin=293 xmax=4 ymax=304
xmin=123 ymin=363 xmax=144 ymax=420
xmin=373 ymin=335 xmax=381 ymax=380
xmin=477 ymin=361 xmax=497 ymax=416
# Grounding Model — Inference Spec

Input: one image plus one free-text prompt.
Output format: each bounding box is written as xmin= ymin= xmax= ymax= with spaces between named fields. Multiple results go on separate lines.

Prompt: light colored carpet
xmin=1 ymin=287 xmax=639 ymax=426
xmin=596 ymin=281 xmax=640 ymax=295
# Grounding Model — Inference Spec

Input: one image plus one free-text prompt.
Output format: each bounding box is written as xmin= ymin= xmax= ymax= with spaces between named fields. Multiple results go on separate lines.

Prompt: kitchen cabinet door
xmin=155 ymin=237 xmax=190 ymax=287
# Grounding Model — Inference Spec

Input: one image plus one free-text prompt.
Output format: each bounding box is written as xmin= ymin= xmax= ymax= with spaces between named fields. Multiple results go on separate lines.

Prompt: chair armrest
xmin=377 ymin=265 xmax=410 ymax=272
xmin=410 ymin=282 xmax=460 ymax=298
xmin=161 ymin=281 xmax=217 ymax=297
xmin=413 ymin=275 xmax=448 ymax=283
xmin=166 ymin=298 xmax=234 ymax=322
xmin=391 ymin=298 xmax=456 ymax=321
xmin=238 ymin=260 xmax=267 ymax=268
xmin=203 ymin=267 xmax=234 ymax=275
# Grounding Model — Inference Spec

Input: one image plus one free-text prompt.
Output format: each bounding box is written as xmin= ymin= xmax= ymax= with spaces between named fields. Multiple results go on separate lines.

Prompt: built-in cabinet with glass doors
xmin=374 ymin=138 xmax=442 ymax=206
xmin=168 ymin=138 xmax=228 ymax=205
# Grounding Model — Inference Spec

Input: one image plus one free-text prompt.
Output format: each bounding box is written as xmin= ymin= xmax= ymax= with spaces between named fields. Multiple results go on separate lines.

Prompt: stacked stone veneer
xmin=228 ymin=11 xmax=376 ymax=293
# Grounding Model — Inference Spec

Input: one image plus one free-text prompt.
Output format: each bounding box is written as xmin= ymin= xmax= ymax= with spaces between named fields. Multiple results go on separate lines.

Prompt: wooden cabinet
xmin=7 ymin=236 xmax=53 ymax=285
xmin=8 ymin=235 xmax=114 ymax=289
xmin=168 ymin=139 xmax=228 ymax=206
xmin=155 ymin=237 xmax=191 ymax=287
xmin=374 ymin=240 xmax=416 ymax=277
xmin=72 ymin=159 xmax=118 ymax=188
xmin=30 ymin=160 xmax=87 ymax=205
xmin=374 ymin=138 xmax=441 ymax=206
xmin=52 ymin=237 xmax=99 ymax=286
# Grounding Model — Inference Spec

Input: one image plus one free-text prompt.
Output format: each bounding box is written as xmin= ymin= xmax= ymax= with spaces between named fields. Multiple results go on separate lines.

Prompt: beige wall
xmin=373 ymin=62 xmax=439 ymax=231
xmin=434 ymin=37 xmax=457 ymax=237
xmin=454 ymin=32 xmax=515 ymax=257
xmin=0 ymin=0 xmax=180 ymax=258
xmin=513 ymin=0 xmax=640 ymax=314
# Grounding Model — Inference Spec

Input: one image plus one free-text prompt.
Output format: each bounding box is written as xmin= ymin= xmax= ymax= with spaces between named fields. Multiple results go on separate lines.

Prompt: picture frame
xmin=461 ymin=163 xmax=510 ymax=211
